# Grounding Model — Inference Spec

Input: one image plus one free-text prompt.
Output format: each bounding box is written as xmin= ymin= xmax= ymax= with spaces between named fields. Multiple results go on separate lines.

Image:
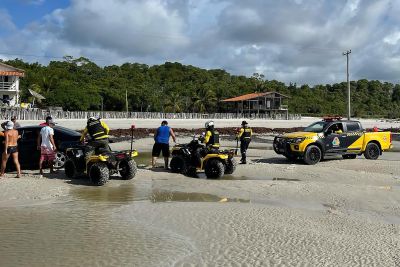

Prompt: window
xmin=304 ymin=122 xmax=326 ymax=133
xmin=326 ymin=123 xmax=344 ymax=134
xmin=346 ymin=122 xmax=361 ymax=132
xmin=21 ymin=129 xmax=38 ymax=141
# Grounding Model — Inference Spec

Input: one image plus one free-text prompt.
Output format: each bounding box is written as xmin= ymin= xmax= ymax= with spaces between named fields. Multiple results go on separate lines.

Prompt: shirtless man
xmin=0 ymin=121 xmax=21 ymax=178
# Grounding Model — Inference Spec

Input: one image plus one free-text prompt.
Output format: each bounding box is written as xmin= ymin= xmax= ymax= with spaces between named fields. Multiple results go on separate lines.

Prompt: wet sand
xmin=0 ymin=138 xmax=399 ymax=266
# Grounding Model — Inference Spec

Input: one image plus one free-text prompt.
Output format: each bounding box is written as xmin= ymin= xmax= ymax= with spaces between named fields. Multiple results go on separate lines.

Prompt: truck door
xmin=324 ymin=123 xmax=347 ymax=153
xmin=344 ymin=122 xmax=364 ymax=152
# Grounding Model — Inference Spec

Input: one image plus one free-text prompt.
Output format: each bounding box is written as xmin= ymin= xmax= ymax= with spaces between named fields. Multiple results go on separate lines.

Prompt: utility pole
xmin=343 ymin=50 xmax=351 ymax=120
xmin=125 ymin=89 xmax=128 ymax=113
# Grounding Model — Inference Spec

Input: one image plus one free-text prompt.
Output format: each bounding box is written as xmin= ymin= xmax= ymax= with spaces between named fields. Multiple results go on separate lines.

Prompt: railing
xmin=0 ymin=109 xmax=302 ymax=121
xmin=0 ymin=82 xmax=16 ymax=91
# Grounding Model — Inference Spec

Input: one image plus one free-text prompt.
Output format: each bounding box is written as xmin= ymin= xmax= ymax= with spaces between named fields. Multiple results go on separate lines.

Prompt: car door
xmin=343 ymin=122 xmax=364 ymax=153
xmin=324 ymin=123 xmax=347 ymax=154
xmin=18 ymin=128 xmax=41 ymax=169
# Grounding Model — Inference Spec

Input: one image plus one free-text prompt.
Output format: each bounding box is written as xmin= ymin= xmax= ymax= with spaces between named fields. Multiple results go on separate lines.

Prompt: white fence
xmin=0 ymin=109 xmax=302 ymax=120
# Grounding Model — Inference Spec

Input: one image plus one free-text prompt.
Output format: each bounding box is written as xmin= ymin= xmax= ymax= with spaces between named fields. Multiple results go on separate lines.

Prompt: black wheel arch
xmin=366 ymin=140 xmax=382 ymax=155
xmin=305 ymin=141 xmax=325 ymax=158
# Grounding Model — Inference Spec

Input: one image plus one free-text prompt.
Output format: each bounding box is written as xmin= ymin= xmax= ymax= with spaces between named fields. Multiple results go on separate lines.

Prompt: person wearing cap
xmin=1 ymin=116 xmax=20 ymax=130
xmin=0 ymin=121 xmax=21 ymax=178
xmin=80 ymin=117 xmax=110 ymax=155
xmin=237 ymin=121 xmax=252 ymax=164
xmin=37 ymin=119 xmax=57 ymax=175
xmin=152 ymin=120 xmax=176 ymax=169
xmin=39 ymin=116 xmax=53 ymax=126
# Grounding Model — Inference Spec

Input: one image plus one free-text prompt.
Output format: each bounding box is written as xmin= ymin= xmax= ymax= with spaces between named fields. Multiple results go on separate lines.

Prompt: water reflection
xmin=72 ymin=185 xmax=250 ymax=204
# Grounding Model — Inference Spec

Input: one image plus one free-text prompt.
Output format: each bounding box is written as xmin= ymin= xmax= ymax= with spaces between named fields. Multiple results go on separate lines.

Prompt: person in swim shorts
xmin=0 ymin=121 xmax=21 ymax=178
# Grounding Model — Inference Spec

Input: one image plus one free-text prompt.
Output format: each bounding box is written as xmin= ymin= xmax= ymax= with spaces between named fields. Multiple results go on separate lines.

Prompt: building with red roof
xmin=221 ymin=91 xmax=290 ymax=118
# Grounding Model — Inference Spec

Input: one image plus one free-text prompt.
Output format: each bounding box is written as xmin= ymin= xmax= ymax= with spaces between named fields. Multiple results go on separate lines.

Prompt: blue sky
xmin=0 ymin=0 xmax=400 ymax=85
xmin=1 ymin=0 xmax=69 ymax=28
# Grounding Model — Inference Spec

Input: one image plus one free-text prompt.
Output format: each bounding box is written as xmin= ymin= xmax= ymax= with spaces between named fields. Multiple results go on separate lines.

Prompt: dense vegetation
xmin=4 ymin=57 xmax=400 ymax=118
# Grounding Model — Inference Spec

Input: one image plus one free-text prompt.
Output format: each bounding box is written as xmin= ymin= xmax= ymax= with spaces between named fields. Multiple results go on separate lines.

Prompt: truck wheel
xmin=170 ymin=155 xmax=187 ymax=173
xmin=342 ymin=154 xmax=357 ymax=159
xmin=205 ymin=159 xmax=225 ymax=179
xmin=224 ymin=158 xmax=237 ymax=175
xmin=119 ymin=160 xmax=137 ymax=180
xmin=364 ymin=143 xmax=380 ymax=160
xmin=64 ymin=159 xmax=76 ymax=179
xmin=303 ymin=145 xmax=322 ymax=165
xmin=89 ymin=163 xmax=109 ymax=186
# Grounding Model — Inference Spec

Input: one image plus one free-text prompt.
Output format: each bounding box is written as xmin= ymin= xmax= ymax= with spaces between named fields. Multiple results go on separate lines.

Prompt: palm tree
xmin=164 ymin=92 xmax=183 ymax=113
xmin=192 ymin=86 xmax=217 ymax=113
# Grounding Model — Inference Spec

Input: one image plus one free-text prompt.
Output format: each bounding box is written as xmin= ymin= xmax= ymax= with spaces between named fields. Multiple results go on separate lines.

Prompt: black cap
xmin=161 ymin=120 xmax=168 ymax=125
xmin=45 ymin=116 xmax=53 ymax=122
xmin=241 ymin=120 xmax=248 ymax=125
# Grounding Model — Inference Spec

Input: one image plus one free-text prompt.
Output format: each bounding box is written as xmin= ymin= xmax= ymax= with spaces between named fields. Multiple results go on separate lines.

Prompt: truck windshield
xmin=303 ymin=122 xmax=326 ymax=133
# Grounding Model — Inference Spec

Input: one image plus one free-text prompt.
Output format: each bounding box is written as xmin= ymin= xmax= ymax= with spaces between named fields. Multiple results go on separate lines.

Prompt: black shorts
xmin=7 ymin=146 xmax=18 ymax=154
xmin=152 ymin=143 xmax=170 ymax=157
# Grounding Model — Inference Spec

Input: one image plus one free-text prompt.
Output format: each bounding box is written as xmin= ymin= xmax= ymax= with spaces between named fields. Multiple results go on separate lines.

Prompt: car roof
xmin=18 ymin=125 xmax=81 ymax=137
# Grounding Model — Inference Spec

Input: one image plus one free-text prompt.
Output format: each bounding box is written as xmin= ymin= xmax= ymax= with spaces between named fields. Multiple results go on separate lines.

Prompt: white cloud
xmin=1 ymin=0 xmax=400 ymax=85
xmin=0 ymin=9 xmax=17 ymax=32
xmin=384 ymin=31 xmax=400 ymax=45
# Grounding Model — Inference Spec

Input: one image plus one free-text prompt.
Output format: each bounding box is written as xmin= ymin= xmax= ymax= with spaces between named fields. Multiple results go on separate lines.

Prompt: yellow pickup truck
xmin=273 ymin=118 xmax=393 ymax=165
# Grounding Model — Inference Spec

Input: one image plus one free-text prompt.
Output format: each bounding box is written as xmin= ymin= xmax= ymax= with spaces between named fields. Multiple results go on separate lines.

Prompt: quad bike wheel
xmin=170 ymin=155 xmax=187 ymax=173
xmin=224 ymin=158 xmax=237 ymax=175
xmin=119 ymin=160 xmax=137 ymax=180
xmin=205 ymin=159 xmax=225 ymax=179
xmin=64 ymin=159 xmax=77 ymax=179
xmin=89 ymin=162 xmax=110 ymax=186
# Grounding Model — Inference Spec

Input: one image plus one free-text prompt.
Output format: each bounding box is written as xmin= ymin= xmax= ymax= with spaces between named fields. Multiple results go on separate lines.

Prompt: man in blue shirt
xmin=152 ymin=120 xmax=176 ymax=169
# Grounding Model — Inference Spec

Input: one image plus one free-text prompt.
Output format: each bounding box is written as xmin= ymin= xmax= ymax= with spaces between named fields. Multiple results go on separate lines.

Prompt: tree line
xmin=4 ymin=57 xmax=400 ymax=118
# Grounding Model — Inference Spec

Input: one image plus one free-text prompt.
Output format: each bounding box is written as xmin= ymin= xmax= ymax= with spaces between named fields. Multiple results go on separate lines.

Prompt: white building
xmin=0 ymin=62 xmax=25 ymax=107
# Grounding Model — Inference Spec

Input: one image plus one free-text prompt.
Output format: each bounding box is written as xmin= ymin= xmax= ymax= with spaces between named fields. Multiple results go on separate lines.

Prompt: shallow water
xmin=0 ymin=185 xmax=248 ymax=267
xmin=0 ymin=201 xmax=194 ymax=267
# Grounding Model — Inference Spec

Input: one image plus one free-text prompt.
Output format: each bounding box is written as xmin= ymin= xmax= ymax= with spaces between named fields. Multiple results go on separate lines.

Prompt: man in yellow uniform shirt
xmin=80 ymin=117 xmax=110 ymax=155
xmin=237 ymin=121 xmax=252 ymax=164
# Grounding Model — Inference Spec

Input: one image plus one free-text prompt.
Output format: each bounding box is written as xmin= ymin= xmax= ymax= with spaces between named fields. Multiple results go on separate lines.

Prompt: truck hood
xmin=282 ymin=132 xmax=318 ymax=138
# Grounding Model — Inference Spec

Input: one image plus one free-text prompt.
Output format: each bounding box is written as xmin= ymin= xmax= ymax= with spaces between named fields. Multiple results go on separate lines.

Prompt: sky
xmin=0 ymin=0 xmax=399 ymax=85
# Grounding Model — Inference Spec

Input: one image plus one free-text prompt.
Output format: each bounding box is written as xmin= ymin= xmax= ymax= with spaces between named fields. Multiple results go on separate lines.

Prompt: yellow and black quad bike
xmin=169 ymin=138 xmax=237 ymax=179
xmin=64 ymin=126 xmax=138 ymax=186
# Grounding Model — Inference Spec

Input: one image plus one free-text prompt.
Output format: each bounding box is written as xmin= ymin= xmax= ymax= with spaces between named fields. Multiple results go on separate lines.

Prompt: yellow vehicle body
xmin=273 ymin=119 xmax=393 ymax=165
xmin=200 ymin=153 xmax=229 ymax=170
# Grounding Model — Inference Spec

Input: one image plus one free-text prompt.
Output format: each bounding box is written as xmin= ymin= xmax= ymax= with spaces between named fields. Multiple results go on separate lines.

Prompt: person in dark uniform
xmin=80 ymin=117 xmax=110 ymax=156
xmin=237 ymin=120 xmax=252 ymax=164
xmin=202 ymin=120 xmax=220 ymax=150
xmin=192 ymin=121 xmax=220 ymax=167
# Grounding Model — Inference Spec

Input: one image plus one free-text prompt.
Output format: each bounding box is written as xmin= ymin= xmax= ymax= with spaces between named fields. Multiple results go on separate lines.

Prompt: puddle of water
xmin=272 ymin=177 xmax=301 ymax=182
xmin=134 ymin=151 xmax=153 ymax=167
xmin=72 ymin=184 xmax=148 ymax=203
xmin=149 ymin=190 xmax=250 ymax=203
xmin=72 ymin=186 xmax=249 ymax=204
